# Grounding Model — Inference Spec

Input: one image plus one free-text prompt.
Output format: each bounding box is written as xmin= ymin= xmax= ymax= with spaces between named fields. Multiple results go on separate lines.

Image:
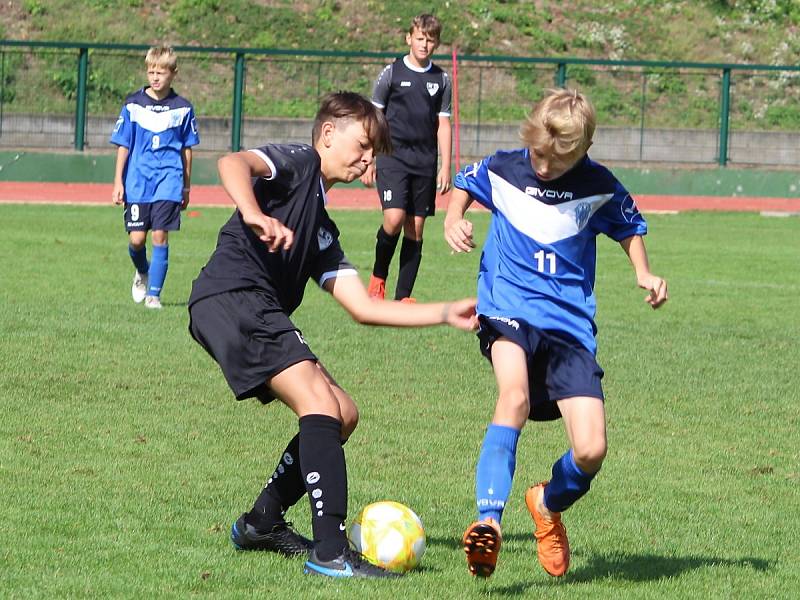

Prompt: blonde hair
xmin=409 ymin=14 xmax=442 ymax=43
xmin=520 ymin=88 xmax=596 ymax=157
xmin=145 ymin=45 xmax=178 ymax=72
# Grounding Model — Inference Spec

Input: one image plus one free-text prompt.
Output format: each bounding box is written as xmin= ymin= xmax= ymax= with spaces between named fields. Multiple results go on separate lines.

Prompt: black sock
xmin=299 ymin=414 xmax=348 ymax=561
xmin=395 ymin=237 xmax=423 ymax=300
xmin=245 ymin=434 xmax=306 ymax=531
xmin=373 ymin=226 xmax=401 ymax=280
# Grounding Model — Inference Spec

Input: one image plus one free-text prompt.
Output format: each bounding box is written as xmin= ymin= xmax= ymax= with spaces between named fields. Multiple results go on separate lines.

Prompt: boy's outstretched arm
xmin=619 ymin=235 xmax=668 ymax=309
xmin=324 ymin=274 xmax=478 ymax=331
xmin=217 ymin=151 xmax=294 ymax=252
xmin=443 ymin=188 xmax=475 ymax=253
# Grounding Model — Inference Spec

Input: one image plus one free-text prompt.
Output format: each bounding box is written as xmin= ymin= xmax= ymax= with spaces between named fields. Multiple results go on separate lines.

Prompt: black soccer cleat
xmin=303 ymin=547 xmax=403 ymax=578
xmin=230 ymin=513 xmax=313 ymax=556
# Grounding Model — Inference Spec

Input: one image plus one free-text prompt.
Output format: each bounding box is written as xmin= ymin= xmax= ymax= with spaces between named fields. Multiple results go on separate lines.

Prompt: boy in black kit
xmin=188 ymin=92 xmax=477 ymax=579
xmin=361 ymin=13 xmax=452 ymax=301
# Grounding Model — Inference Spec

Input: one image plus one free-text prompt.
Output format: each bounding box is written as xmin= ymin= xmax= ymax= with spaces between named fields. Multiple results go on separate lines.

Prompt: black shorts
xmin=124 ymin=200 xmax=181 ymax=232
xmin=376 ymin=167 xmax=437 ymax=217
xmin=477 ymin=315 xmax=604 ymax=421
xmin=188 ymin=288 xmax=317 ymax=403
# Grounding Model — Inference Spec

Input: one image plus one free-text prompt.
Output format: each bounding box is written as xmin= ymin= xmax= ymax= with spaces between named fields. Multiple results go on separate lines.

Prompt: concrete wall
xmin=1 ymin=113 xmax=798 ymax=167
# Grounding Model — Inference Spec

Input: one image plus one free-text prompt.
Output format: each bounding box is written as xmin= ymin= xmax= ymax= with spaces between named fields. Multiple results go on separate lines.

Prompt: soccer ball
xmin=349 ymin=501 xmax=426 ymax=573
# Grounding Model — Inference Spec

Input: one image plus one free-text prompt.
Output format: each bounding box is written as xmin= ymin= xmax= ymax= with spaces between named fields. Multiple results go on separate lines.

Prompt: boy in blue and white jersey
xmin=111 ymin=45 xmax=199 ymax=309
xmin=445 ymin=89 xmax=668 ymax=578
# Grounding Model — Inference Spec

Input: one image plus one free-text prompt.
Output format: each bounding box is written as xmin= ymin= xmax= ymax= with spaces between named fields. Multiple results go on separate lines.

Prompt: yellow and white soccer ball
xmin=349 ymin=500 xmax=426 ymax=573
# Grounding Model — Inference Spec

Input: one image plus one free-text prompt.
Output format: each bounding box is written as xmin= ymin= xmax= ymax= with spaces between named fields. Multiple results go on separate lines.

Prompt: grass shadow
xmin=427 ymin=535 xmax=772 ymax=593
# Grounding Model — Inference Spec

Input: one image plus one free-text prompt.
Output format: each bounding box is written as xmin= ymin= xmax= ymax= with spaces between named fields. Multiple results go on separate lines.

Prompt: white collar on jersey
xmin=403 ymin=55 xmax=433 ymax=73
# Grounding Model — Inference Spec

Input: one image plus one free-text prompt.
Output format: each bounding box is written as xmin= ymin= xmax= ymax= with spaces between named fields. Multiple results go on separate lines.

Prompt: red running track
xmin=1 ymin=181 xmax=799 ymax=213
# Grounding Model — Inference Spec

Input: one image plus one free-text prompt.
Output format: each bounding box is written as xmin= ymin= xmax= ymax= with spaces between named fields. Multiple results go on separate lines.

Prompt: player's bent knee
xmin=494 ymin=388 xmax=530 ymax=427
xmin=339 ymin=403 xmax=359 ymax=439
xmin=573 ymin=442 xmax=607 ymax=473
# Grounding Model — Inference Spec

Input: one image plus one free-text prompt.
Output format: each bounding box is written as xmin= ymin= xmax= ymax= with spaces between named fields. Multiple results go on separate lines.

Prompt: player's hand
xmin=359 ymin=163 xmax=376 ymax=187
xmin=444 ymin=218 xmax=475 ymax=253
xmin=444 ymin=298 xmax=479 ymax=331
xmin=638 ymin=273 xmax=668 ymax=309
xmin=111 ymin=183 xmax=125 ymax=205
xmin=437 ymin=168 xmax=451 ymax=195
xmin=243 ymin=212 xmax=294 ymax=252
xmin=181 ymin=188 xmax=190 ymax=210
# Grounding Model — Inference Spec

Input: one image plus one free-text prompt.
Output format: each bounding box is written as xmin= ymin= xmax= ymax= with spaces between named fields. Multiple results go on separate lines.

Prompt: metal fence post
xmin=231 ymin=52 xmax=246 ymax=152
xmin=1 ymin=51 xmax=5 ymax=140
xmin=555 ymin=63 xmax=566 ymax=87
xmin=74 ymin=46 xmax=88 ymax=151
xmin=718 ymin=68 xmax=731 ymax=167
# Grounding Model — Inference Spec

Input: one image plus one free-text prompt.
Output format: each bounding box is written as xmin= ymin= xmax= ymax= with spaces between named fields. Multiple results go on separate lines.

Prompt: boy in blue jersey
xmin=111 ymin=45 xmax=200 ymax=309
xmin=361 ymin=13 xmax=452 ymax=302
xmin=444 ymin=89 xmax=668 ymax=578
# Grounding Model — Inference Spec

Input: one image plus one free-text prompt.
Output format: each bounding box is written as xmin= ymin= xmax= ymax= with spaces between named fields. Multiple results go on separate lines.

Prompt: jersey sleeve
xmin=371 ymin=63 xmax=393 ymax=109
xmin=249 ymin=144 xmax=315 ymax=187
xmin=438 ymin=72 xmax=452 ymax=117
xmin=181 ymin=105 xmax=200 ymax=148
xmin=591 ymin=180 xmax=648 ymax=241
xmin=311 ymin=239 xmax=358 ymax=288
xmin=109 ymin=104 xmax=132 ymax=148
xmin=454 ymin=157 xmax=494 ymax=210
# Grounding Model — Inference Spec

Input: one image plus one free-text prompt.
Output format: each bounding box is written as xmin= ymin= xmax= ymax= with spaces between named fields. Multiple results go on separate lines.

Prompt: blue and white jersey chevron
xmin=454 ymin=148 xmax=646 ymax=354
xmin=110 ymin=88 xmax=199 ymax=204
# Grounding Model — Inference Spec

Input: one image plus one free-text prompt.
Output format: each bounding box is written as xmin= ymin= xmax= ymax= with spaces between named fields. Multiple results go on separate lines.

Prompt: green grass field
xmin=1 ymin=204 xmax=798 ymax=598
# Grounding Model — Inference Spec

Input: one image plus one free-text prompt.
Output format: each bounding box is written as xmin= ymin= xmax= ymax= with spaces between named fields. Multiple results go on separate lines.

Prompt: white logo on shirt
xmin=427 ymin=82 xmax=439 ymax=96
xmin=400 ymin=81 xmax=412 ymax=87
xmin=317 ymin=227 xmax=333 ymax=250
xmin=525 ymin=186 xmax=574 ymax=201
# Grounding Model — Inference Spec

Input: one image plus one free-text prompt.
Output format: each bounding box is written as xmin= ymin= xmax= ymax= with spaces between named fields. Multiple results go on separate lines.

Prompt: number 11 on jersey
xmin=533 ymin=250 xmax=556 ymax=274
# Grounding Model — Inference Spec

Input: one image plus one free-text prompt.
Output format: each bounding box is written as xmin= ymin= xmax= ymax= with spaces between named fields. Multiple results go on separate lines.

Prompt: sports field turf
xmin=1 ymin=204 xmax=798 ymax=598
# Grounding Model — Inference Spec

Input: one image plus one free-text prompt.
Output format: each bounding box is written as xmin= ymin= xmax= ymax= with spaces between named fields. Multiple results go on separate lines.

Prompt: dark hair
xmin=410 ymin=14 xmax=442 ymax=42
xmin=312 ymin=91 xmax=392 ymax=155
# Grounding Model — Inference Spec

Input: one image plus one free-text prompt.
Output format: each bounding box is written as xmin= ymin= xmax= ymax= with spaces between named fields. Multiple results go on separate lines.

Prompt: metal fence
xmin=1 ymin=40 xmax=799 ymax=167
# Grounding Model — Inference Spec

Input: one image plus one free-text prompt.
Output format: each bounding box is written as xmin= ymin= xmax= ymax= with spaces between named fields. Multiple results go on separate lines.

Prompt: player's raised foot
xmin=398 ymin=297 xmax=416 ymax=303
xmin=230 ymin=514 xmax=313 ymax=556
xmin=367 ymin=275 xmax=386 ymax=300
xmin=144 ymin=295 xmax=162 ymax=309
xmin=462 ymin=517 xmax=502 ymax=577
xmin=131 ymin=271 xmax=148 ymax=303
xmin=304 ymin=547 xmax=403 ymax=578
xmin=525 ymin=482 xmax=570 ymax=577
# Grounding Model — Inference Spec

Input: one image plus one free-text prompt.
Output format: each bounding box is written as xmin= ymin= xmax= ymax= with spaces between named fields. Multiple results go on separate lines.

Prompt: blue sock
xmin=129 ymin=244 xmax=149 ymax=275
xmin=147 ymin=244 xmax=168 ymax=297
xmin=475 ymin=424 xmax=520 ymax=523
xmin=543 ymin=449 xmax=597 ymax=513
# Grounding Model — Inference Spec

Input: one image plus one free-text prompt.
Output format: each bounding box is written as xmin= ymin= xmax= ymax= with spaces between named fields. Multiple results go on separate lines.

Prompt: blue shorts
xmin=124 ymin=200 xmax=181 ymax=232
xmin=477 ymin=315 xmax=604 ymax=421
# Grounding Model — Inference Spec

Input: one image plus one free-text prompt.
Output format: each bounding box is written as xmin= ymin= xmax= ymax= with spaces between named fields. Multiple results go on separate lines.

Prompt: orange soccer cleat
xmin=367 ymin=275 xmax=386 ymax=300
xmin=525 ymin=482 xmax=570 ymax=577
xmin=462 ymin=517 xmax=502 ymax=578
xmin=398 ymin=297 xmax=416 ymax=303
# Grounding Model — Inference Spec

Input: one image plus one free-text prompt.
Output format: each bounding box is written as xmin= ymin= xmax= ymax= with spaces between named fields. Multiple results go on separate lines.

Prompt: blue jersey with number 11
xmin=454 ymin=148 xmax=647 ymax=354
